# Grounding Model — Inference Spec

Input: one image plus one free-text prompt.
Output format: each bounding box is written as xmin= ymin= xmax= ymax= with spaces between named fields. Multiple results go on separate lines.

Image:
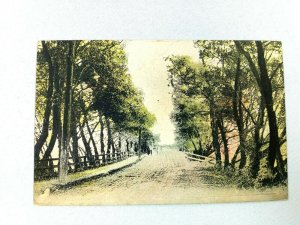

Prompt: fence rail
xmin=34 ymin=151 xmax=137 ymax=179
xmin=184 ymin=151 xmax=215 ymax=165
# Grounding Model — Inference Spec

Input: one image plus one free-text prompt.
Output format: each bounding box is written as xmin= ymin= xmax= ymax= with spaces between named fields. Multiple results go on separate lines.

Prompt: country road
xmin=36 ymin=148 xmax=287 ymax=205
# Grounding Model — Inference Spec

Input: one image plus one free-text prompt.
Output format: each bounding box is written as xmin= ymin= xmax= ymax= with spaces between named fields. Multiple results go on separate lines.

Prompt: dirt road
xmin=36 ymin=147 xmax=287 ymax=205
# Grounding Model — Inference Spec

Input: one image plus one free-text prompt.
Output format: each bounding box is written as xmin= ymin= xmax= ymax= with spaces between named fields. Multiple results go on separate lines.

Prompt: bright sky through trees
xmin=125 ymin=41 xmax=200 ymax=145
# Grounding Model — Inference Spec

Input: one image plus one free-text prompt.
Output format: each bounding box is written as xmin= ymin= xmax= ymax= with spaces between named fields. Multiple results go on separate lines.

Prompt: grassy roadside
xmin=199 ymin=166 xmax=288 ymax=190
xmin=34 ymin=156 xmax=140 ymax=196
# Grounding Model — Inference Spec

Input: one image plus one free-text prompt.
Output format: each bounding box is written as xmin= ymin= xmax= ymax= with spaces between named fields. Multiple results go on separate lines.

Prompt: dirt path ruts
xmin=36 ymin=148 xmax=287 ymax=205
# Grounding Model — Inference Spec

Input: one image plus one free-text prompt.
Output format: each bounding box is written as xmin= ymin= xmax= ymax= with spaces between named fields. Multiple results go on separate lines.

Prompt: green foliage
xmin=35 ymin=40 xmax=156 ymax=165
xmin=166 ymin=56 xmax=212 ymax=150
xmin=71 ymin=40 xmax=156 ymax=135
xmin=167 ymin=40 xmax=287 ymax=183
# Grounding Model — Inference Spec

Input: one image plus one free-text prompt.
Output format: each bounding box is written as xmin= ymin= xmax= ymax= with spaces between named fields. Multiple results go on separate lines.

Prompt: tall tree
xmin=41 ymin=62 xmax=61 ymax=161
xmin=235 ymin=41 xmax=285 ymax=178
xmin=59 ymin=40 xmax=75 ymax=183
xmin=34 ymin=41 xmax=54 ymax=162
xmin=232 ymin=56 xmax=246 ymax=169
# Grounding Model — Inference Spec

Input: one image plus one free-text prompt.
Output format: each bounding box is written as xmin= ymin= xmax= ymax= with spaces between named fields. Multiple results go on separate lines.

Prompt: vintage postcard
xmin=34 ymin=40 xmax=287 ymax=205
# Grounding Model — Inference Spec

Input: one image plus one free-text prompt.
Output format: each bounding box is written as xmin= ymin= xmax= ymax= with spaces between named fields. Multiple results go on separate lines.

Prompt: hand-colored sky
xmin=125 ymin=41 xmax=199 ymax=145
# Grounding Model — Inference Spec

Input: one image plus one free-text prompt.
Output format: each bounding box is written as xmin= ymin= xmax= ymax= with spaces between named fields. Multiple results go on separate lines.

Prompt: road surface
xmin=36 ymin=147 xmax=287 ymax=205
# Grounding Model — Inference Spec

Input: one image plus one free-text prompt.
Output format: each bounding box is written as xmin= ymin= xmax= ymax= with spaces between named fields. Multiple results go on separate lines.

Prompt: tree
xmin=59 ymin=40 xmax=75 ymax=183
xmin=167 ymin=40 xmax=287 ymax=182
xmin=235 ymin=41 xmax=286 ymax=178
xmin=34 ymin=41 xmax=54 ymax=162
xmin=34 ymin=40 xmax=156 ymax=180
xmin=166 ymin=55 xmax=222 ymax=166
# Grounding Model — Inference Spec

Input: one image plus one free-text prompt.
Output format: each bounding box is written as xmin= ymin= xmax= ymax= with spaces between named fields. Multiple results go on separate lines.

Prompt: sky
xmin=125 ymin=41 xmax=200 ymax=145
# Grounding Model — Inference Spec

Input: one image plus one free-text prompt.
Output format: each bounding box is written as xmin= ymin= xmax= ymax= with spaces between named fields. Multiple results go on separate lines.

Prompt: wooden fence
xmin=184 ymin=151 xmax=215 ymax=165
xmin=34 ymin=151 xmax=136 ymax=179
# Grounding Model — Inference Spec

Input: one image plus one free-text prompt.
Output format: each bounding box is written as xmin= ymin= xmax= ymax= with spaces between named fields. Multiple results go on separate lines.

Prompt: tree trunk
xmin=256 ymin=41 xmax=285 ymax=178
xmin=248 ymin=97 xmax=264 ymax=178
xmin=198 ymin=138 xmax=203 ymax=155
xmin=99 ymin=113 xmax=105 ymax=162
xmin=118 ymin=134 xmax=122 ymax=149
xmin=138 ymin=128 xmax=141 ymax=159
xmin=41 ymin=62 xmax=61 ymax=161
xmin=231 ymin=146 xmax=240 ymax=168
xmin=191 ymin=139 xmax=198 ymax=153
xmin=232 ymin=56 xmax=246 ymax=169
xmin=59 ymin=41 xmax=75 ymax=183
xmin=217 ymin=116 xmax=229 ymax=168
xmin=126 ymin=139 xmax=130 ymax=153
xmin=80 ymin=123 xmax=94 ymax=165
xmin=105 ymin=117 xmax=112 ymax=161
xmin=112 ymin=137 xmax=116 ymax=156
xmin=86 ymin=119 xmax=99 ymax=159
xmin=209 ymin=101 xmax=222 ymax=168
xmin=70 ymin=108 xmax=80 ymax=170
xmin=34 ymin=41 xmax=54 ymax=162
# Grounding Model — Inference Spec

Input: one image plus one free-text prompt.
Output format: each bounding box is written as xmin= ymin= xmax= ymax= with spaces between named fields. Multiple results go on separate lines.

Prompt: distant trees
xmin=34 ymin=40 xmax=156 ymax=182
xmin=167 ymin=41 xmax=287 ymax=181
